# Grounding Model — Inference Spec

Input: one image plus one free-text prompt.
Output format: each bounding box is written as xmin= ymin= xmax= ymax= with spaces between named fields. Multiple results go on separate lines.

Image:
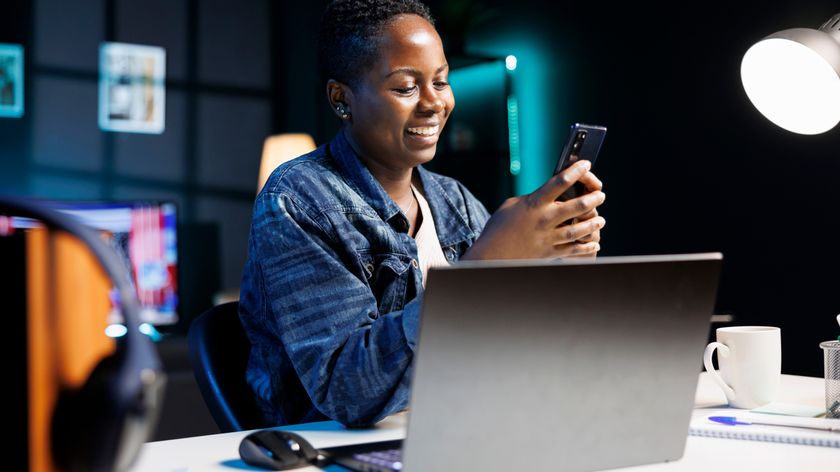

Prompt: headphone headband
xmin=0 ymin=195 xmax=164 ymax=471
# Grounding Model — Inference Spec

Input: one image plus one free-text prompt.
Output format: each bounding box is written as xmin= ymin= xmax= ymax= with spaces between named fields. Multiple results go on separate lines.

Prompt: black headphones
xmin=0 ymin=196 xmax=166 ymax=472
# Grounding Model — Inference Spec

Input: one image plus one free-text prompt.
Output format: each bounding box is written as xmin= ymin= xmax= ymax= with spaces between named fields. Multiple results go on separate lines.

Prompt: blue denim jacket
xmin=239 ymin=130 xmax=490 ymax=427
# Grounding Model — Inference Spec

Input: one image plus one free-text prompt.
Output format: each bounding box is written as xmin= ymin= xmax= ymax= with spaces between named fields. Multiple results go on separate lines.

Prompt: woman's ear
xmin=327 ymin=79 xmax=353 ymax=121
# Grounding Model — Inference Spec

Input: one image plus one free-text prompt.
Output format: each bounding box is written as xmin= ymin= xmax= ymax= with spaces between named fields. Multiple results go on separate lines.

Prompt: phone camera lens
xmin=579 ymin=131 xmax=587 ymax=140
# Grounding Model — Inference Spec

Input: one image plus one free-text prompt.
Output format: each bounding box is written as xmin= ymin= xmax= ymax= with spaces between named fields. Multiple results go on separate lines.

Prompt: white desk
xmin=131 ymin=373 xmax=837 ymax=471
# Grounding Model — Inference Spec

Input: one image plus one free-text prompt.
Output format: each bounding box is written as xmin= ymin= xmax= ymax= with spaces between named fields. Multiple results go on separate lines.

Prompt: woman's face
xmin=344 ymin=14 xmax=455 ymax=172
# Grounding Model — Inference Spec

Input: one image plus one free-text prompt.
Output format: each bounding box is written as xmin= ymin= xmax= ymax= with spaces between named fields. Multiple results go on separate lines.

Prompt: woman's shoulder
xmin=257 ymin=145 xmax=362 ymax=219
xmin=260 ymin=145 xmax=339 ymax=195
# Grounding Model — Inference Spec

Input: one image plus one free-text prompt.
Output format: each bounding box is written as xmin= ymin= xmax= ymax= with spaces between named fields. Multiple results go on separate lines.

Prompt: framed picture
xmin=0 ymin=43 xmax=24 ymax=118
xmin=99 ymin=42 xmax=166 ymax=134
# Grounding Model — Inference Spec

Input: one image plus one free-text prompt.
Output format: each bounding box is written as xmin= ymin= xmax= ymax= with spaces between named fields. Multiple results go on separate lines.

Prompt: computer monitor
xmin=11 ymin=200 xmax=179 ymax=327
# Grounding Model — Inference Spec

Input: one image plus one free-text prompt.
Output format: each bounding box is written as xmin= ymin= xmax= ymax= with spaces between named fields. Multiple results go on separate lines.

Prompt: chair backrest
xmin=257 ymin=133 xmax=316 ymax=193
xmin=187 ymin=301 xmax=266 ymax=432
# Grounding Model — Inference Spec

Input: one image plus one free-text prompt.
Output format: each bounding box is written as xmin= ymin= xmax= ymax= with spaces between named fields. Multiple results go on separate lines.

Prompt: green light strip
xmin=506 ymin=95 xmax=521 ymax=175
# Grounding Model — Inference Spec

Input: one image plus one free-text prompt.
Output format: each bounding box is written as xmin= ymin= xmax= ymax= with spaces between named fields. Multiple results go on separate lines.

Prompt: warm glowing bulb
xmin=505 ymin=55 xmax=518 ymax=71
xmin=741 ymin=38 xmax=840 ymax=134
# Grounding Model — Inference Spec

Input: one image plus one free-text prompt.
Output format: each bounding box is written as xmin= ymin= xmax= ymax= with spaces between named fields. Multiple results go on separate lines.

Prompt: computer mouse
xmin=239 ymin=429 xmax=320 ymax=470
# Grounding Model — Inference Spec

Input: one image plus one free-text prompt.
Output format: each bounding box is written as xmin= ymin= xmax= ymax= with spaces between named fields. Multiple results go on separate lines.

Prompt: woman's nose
xmin=418 ymin=86 xmax=445 ymax=113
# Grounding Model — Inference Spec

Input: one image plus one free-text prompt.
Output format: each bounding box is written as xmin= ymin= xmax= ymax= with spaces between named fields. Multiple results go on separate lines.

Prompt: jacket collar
xmin=328 ymin=129 xmax=474 ymax=244
xmin=415 ymin=165 xmax=475 ymax=247
xmin=328 ymin=129 xmax=402 ymax=223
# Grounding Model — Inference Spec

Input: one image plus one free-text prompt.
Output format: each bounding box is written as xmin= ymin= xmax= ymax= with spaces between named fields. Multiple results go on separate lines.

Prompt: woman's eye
xmin=434 ymin=81 xmax=450 ymax=89
xmin=394 ymin=85 xmax=418 ymax=95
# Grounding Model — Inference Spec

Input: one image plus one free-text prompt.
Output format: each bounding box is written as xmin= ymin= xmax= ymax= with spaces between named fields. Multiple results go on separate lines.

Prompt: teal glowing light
xmin=506 ymin=95 xmax=521 ymax=175
xmin=448 ymin=59 xmax=514 ymax=179
xmin=106 ymin=322 xmax=162 ymax=340
xmin=0 ymin=43 xmax=24 ymax=118
xmin=505 ymin=55 xmax=518 ymax=71
xmin=139 ymin=322 xmax=163 ymax=341
xmin=467 ymin=36 xmax=557 ymax=195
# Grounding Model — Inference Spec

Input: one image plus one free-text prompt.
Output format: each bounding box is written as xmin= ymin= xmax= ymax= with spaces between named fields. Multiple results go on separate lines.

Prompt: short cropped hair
xmin=317 ymin=0 xmax=435 ymax=87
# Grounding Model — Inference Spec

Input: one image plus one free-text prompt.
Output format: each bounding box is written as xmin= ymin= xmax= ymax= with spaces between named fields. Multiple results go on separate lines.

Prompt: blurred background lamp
xmin=139 ymin=322 xmax=163 ymax=341
xmin=105 ymin=323 xmax=128 ymax=338
xmin=741 ymin=13 xmax=840 ymax=135
xmin=505 ymin=54 xmax=517 ymax=71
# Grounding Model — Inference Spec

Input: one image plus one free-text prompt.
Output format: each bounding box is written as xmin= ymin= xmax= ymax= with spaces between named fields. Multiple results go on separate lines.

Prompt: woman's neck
xmin=343 ymin=128 xmax=414 ymax=204
xmin=343 ymin=128 xmax=421 ymax=235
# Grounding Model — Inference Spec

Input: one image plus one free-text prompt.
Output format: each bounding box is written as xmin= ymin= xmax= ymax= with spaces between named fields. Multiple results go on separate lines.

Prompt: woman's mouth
xmin=406 ymin=125 xmax=440 ymax=137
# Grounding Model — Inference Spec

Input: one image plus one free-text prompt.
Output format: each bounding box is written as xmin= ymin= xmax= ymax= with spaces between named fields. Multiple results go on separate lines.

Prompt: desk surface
xmin=131 ymin=373 xmax=837 ymax=471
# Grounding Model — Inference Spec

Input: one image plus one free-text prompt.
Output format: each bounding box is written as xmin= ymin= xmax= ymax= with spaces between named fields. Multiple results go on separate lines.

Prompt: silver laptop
xmin=325 ymin=253 xmax=723 ymax=472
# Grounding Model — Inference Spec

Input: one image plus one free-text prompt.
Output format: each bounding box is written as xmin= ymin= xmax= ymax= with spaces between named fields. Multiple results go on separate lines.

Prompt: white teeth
xmin=407 ymin=126 xmax=439 ymax=136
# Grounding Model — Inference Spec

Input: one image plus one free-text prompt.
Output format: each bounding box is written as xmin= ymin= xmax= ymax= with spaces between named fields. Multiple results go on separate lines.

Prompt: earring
xmin=335 ymin=103 xmax=350 ymax=119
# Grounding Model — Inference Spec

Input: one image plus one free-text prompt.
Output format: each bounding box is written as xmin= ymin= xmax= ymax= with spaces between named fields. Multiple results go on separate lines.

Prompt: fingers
xmin=554 ymin=241 xmax=601 ymax=258
xmin=575 ymin=228 xmax=600 ymax=243
xmin=564 ymin=249 xmax=599 ymax=259
xmin=574 ymin=208 xmax=599 ymax=222
xmin=573 ymin=209 xmax=601 ymax=243
xmin=533 ymin=160 xmax=591 ymax=204
xmin=578 ymin=171 xmax=603 ymax=193
xmin=550 ymin=190 xmax=605 ymax=226
xmin=553 ymin=201 xmax=604 ymax=258
xmin=553 ymin=216 xmax=605 ymax=245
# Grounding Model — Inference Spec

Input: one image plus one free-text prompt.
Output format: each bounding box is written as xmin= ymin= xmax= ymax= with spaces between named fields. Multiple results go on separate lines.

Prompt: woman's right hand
xmin=462 ymin=160 xmax=606 ymax=261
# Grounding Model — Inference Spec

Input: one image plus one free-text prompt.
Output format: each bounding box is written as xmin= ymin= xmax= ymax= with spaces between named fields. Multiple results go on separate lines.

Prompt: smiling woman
xmin=322 ymin=5 xmax=455 ymax=235
xmin=238 ymin=0 xmax=607 ymax=428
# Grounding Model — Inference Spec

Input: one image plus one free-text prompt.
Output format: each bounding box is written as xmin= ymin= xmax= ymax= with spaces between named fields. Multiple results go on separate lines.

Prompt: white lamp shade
xmin=741 ymin=28 xmax=840 ymax=135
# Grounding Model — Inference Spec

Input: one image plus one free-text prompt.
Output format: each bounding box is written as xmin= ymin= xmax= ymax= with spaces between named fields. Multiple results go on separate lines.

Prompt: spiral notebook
xmin=689 ymin=408 xmax=840 ymax=448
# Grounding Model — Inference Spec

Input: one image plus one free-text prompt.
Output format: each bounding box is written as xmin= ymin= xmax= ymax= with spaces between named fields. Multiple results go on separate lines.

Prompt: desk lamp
xmin=741 ymin=13 xmax=840 ymax=134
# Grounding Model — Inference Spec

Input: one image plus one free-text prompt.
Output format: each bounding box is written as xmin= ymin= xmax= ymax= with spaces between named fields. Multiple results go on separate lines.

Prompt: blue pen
xmin=709 ymin=416 xmax=840 ymax=433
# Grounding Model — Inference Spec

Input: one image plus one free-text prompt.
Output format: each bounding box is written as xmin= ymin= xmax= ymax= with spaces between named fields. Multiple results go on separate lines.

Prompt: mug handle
xmin=703 ymin=342 xmax=735 ymax=399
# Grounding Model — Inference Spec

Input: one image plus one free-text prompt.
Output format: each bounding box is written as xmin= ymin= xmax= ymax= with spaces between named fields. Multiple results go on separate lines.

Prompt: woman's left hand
xmin=565 ymin=170 xmax=603 ymax=258
xmin=566 ymin=208 xmax=602 ymax=258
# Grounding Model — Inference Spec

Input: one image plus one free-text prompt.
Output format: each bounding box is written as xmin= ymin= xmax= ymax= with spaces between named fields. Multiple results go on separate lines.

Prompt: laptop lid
xmin=402 ymin=253 xmax=722 ymax=472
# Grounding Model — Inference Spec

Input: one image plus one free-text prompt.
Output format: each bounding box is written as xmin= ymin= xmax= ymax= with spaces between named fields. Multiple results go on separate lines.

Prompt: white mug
xmin=703 ymin=326 xmax=781 ymax=409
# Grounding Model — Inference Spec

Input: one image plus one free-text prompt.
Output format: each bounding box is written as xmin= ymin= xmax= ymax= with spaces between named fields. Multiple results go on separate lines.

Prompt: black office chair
xmin=187 ymin=301 xmax=267 ymax=432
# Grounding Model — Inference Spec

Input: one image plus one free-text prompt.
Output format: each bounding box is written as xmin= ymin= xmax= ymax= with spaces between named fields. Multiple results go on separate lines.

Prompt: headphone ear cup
xmin=0 ymin=197 xmax=165 ymax=471
xmin=51 ymin=353 xmax=125 ymax=472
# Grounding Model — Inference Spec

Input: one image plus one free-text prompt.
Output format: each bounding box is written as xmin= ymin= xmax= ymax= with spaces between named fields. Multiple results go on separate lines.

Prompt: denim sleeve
xmin=461 ymin=182 xmax=491 ymax=234
xmin=252 ymin=190 xmax=418 ymax=427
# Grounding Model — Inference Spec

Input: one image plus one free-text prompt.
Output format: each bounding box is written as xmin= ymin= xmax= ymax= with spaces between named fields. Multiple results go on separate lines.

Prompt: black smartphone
xmin=553 ymin=123 xmax=607 ymax=201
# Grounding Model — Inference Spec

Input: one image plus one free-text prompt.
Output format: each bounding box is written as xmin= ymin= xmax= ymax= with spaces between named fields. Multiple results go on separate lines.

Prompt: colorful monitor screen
xmin=10 ymin=201 xmax=179 ymax=326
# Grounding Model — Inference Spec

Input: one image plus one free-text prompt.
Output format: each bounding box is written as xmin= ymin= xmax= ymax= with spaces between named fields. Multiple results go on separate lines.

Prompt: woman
xmin=239 ymin=0 xmax=605 ymax=428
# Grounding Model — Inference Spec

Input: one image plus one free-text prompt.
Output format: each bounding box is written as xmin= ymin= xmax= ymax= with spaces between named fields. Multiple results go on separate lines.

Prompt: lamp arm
xmin=819 ymin=13 xmax=840 ymax=42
